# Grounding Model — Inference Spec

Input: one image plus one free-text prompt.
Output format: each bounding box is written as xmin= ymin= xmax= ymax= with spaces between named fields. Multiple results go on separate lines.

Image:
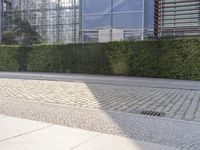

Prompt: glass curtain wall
xmin=0 ymin=1 xmax=2 ymax=41
xmin=2 ymin=0 xmax=156 ymax=44
xmin=2 ymin=0 xmax=79 ymax=44
xmin=148 ymin=0 xmax=154 ymax=37
xmin=81 ymin=0 xmax=149 ymax=43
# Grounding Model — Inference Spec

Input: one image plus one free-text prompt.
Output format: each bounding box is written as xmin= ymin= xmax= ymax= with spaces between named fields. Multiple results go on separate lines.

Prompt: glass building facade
xmin=1 ymin=0 xmax=200 ymax=43
xmin=1 ymin=0 xmax=79 ymax=44
xmin=81 ymin=0 xmax=154 ymax=43
xmin=1 ymin=0 xmax=156 ymax=44
xmin=155 ymin=0 xmax=200 ymax=37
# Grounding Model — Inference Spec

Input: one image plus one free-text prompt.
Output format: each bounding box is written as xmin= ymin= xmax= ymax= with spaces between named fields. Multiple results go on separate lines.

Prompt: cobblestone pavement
xmin=0 ymin=79 xmax=200 ymax=122
xmin=1 ymin=76 xmax=200 ymax=149
xmin=0 ymin=98 xmax=200 ymax=150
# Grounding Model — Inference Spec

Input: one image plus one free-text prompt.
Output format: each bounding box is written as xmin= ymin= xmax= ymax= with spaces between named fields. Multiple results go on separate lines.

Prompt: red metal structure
xmin=154 ymin=0 xmax=200 ymax=37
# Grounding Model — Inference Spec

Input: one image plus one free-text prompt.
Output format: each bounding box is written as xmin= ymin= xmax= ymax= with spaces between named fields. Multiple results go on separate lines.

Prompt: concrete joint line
xmin=70 ymin=134 xmax=101 ymax=150
xmin=0 ymin=124 xmax=53 ymax=143
xmin=0 ymin=116 xmax=8 ymax=120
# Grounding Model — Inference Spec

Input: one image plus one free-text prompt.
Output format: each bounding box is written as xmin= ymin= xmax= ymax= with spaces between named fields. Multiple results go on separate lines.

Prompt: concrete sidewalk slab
xmin=0 ymin=115 xmax=6 ymax=119
xmin=0 ymin=117 xmax=50 ymax=141
xmin=0 ymin=115 xmax=179 ymax=150
xmin=73 ymin=134 xmax=178 ymax=150
xmin=0 ymin=125 xmax=99 ymax=150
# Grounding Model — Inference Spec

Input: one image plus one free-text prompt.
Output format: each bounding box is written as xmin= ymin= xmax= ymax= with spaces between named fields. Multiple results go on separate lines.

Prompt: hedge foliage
xmin=0 ymin=39 xmax=200 ymax=80
xmin=0 ymin=45 xmax=32 ymax=71
xmin=0 ymin=46 xmax=20 ymax=71
xmin=107 ymin=39 xmax=200 ymax=80
xmin=27 ymin=44 xmax=110 ymax=74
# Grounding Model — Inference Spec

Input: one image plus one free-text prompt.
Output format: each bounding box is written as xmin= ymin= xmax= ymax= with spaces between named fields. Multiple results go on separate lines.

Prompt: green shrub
xmin=27 ymin=43 xmax=111 ymax=74
xmin=0 ymin=45 xmax=19 ymax=71
xmin=107 ymin=39 xmax=200 ymax=80
xmin=107 ymin=41 xmax=162 ymax=77
xmin=0 ymin=38 xmax=200 ymax=80
xmin=158 ymin=39 xmax=200 ymax=80
xmin=0 ymin=45 xmax=31 ymax=71
xmin=16 ymin=46 xmax=31 ymax=71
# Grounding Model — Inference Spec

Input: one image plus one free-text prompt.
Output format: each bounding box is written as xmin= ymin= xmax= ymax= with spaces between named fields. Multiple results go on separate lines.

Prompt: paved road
xmin=0 ymin=72 xmax=199 ymax=121
xmin=1 ymin=72 xmax=200 ymax=90
xmin=0 ymin=72 xmax=200 ymax=149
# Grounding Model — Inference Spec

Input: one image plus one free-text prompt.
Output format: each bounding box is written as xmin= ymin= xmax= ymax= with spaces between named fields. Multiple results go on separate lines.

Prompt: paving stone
xmin=0 ymin=98 xmax=199 ymax=150
xmin=0 ymin=79 xmax=199 ymax=121
xmin=0 ymin=78 xmax=200 ymax=149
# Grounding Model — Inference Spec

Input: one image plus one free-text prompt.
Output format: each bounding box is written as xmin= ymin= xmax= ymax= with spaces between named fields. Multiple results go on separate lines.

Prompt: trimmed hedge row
xmin=0 ymin=39 xmax=200 ymax=80
xmin=0 ymin=46 xmax=31 ymax=71
xmin=27 ymin=44 xmax=110 ymax=74
xmin=0 ymin=46 xmax=20 ymax=71
xmin=107 ymin=39 xmax=200 ymax=80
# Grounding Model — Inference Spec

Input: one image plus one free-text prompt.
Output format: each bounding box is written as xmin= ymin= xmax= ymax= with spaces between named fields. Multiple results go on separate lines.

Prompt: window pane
xmin=83 ymin=14 xmax=111 ymax=29
xmin=113 ymin=12 xmax=143 ymax=29
xmin=113 ymin=0 xmax=143 ymax=12
xmin=148 ymin=0 xmax=154 ymax=29
xmin=83 ymin=0 xmax=111 ymax=14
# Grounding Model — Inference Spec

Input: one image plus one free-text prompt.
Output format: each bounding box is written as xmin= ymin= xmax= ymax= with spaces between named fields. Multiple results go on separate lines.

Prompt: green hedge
xmin=0 ymin=39 xmax=200 ymax=80
xmin=0 ymin=45 xmax=31 ymax=71
xmin=107 ymin=39 xmax=200 ymax=80
xmin=0 ymin=46 xmax=20 ymax=71
xmin=27 ymin=44 xmax=110 ymax=74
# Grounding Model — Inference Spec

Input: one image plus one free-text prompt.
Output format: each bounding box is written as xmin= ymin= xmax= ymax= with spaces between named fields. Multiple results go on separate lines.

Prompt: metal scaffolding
xmin=2 ymin=0 xmax=79 ymax=44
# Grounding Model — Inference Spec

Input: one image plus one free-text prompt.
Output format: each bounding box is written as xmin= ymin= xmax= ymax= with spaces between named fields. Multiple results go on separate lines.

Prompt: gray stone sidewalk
xmin=0 ymin=78 xmax=199 ymax=121
xmin=0 ymin=99 xmax=199 ymax=150
xmin=0 ymin=72 xmax=200 ymax=149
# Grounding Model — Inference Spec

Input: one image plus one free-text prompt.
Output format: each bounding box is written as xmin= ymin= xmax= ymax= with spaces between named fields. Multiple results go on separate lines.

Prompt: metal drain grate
xmin=140 ymin=110 xmax=165 ymax=117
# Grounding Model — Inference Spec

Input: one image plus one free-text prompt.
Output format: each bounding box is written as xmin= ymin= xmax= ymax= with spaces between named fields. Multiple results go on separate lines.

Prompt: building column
xmin=0 ymin=0 xmax=2 ymax=42
xmin=142 ymin=0 xmax=148 ymax=40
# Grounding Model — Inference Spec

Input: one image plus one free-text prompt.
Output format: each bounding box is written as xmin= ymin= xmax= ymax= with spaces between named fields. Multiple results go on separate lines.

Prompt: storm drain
xmin=140 ymin=110 xmax=165 ymax=117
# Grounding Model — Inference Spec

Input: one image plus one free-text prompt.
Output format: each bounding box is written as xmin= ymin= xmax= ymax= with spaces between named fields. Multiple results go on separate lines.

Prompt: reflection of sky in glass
xmin=113 ymin=13 xmax=143 ymax=29
xmin=113 ymin=0 xmax=143 ymax=12
xmin=82 ymin=0 xmax=154 ymax=30
xmin=148 ymin=0 xmax=154 ymax=29
xmin=83 ymin=0 xmax=112 ymax=14
xmin=83 ymin=15 xmax=112 ymax=29
xmin=83 ymin=0 xmax=143 ymax=14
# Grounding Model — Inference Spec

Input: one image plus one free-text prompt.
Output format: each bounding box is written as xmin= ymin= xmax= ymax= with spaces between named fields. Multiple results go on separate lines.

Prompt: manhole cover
xmin=140 ymin=110 xmax=165 ymax=117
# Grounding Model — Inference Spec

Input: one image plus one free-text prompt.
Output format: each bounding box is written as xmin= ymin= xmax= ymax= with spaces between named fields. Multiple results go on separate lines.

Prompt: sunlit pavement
xmin=0 ymin=72 xmax=200 ymax=149
xmin=0 ymin=115 xmax=179 ymax=150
